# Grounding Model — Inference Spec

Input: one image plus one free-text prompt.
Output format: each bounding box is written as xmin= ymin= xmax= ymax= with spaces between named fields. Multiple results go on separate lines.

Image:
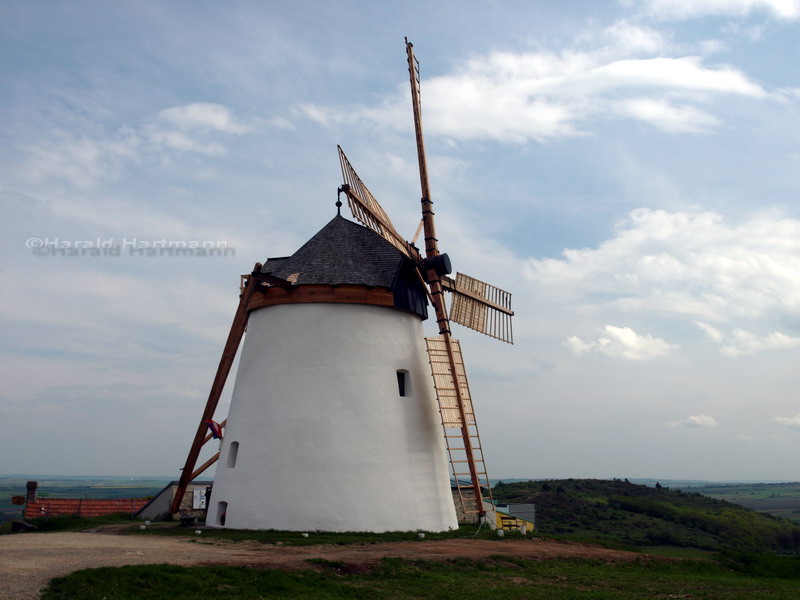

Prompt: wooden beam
xmin=170 ymin=264 xmax=261 ymax=514
xmin=252 ymin=272 xmax=294 ymax=289
xmin=246 ymin=284 xmax=395 ymax=312
xmin=191 ymin=452 xmax=220 ymax=481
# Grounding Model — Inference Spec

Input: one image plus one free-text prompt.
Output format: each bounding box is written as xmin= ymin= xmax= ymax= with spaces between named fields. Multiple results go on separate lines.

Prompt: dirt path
xmin=0 ymin=530 xmax=643 ymax=599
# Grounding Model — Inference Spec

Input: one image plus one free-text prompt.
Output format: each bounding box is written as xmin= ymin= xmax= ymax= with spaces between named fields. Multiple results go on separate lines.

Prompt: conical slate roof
xmin=263 ymin=215 xmax=404 ymax=287
xmin=261 ymin=215 xmax=428 ymax=319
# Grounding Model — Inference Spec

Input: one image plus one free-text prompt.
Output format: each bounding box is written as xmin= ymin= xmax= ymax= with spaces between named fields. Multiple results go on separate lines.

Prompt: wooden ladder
xmin=425 ymin=336 xmax=493 ymax=519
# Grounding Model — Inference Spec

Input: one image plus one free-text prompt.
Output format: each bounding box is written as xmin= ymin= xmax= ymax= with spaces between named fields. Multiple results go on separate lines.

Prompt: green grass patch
xmin=0 ymin=513 xmax=139 ymax=534
xmin=126 ymin=522 xmax=505 ymax=545
xmin=41 ymin=555 xmax=800 ymax=599
xmin=642 ymin=545 xmax=717 ymax=559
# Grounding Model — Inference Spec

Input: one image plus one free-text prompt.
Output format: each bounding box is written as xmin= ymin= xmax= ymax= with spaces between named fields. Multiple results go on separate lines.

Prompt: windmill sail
xmin=447 ymin=273 xmax=514 ymax=344
xmin=337 ymin=145 xmax=414 ymax=260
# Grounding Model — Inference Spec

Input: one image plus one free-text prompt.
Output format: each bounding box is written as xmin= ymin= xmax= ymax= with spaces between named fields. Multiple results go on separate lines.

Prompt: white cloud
xmin=719 ymin=329 xmax=800 ymax=356
xmin=566 ymin=325 xmax=677 ymax=360
xmin=667 ymin=414 xmax=720 ymax=428
xmin=158 ymin=102 xmax=250 ymax=134
xmin=642 ymin=0 xmax=800 ymax=20
xmin=617 ymin=98 xmax=720 ymax=132
xmin=300 ymin=46 xmax=767 ymax=143
xmin=11 ymin=103 xmax=247 ymax=188
xmin=598 ymin=20 xmax=669 ymax=54
xmin=587 ymin=56 xmax=765 ymax=96
xmin=525 ymin=208 xmax=800 ymax=327
xmin=694 ymin=321 xmax=725 ymax=343
xmin=143 ymin=126 xmax=227 ymax=155
xmin=774 ymin=414 xmax=800 ymax=429
xmin=694 ymin=322 xmax=800 ymax=356
xmin=15 ymin=127 xmax=141 ymax=190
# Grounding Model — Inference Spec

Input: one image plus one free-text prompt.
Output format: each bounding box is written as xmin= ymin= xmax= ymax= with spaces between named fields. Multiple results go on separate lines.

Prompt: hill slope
xmin=493 ymin=478 xmax=800 ymax=552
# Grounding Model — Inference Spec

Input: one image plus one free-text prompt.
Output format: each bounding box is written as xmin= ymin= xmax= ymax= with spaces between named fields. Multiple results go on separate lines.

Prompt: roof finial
xmin=336 ymin=185 xmax=347 ymax=216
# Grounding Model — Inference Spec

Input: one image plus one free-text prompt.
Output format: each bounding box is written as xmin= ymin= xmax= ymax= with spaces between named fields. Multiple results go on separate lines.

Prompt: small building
xmin=136 ymin=480 xmax=213 ymax=521
xmin=495 ymin=502 xmax=536 ymax=531
xmin=23 ymin=481 xmax=149 ymax=519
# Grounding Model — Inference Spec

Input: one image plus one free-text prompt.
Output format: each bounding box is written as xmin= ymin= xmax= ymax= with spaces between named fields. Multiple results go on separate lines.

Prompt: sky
xmin=2 ymin=0 xmax=800 ymax=482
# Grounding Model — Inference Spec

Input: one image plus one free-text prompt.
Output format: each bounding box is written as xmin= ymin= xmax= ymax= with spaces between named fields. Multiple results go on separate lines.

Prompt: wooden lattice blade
xmin=446 ymin=272 xmax=514 ymax=344
xmin=337 ymin=145 xmax=415 ymax=260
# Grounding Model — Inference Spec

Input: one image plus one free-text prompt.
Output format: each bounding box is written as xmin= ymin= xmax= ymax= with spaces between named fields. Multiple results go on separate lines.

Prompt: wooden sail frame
xmin=405 ymin=38 xmax=492 ymax=519
xmin=447 ymin=273 xmax=514 ymax=344
xmin=337 ymin=145 xmax=416 ymax=260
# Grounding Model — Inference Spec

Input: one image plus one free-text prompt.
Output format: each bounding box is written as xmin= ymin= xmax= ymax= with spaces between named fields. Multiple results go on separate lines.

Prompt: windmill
xmin=169 ymin=39 xmax=513 ymax=530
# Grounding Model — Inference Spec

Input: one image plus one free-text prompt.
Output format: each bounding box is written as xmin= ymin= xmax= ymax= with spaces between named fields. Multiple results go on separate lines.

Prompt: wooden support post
xmin=169 ymin=264 xmax=261 ymax=514
xmin=191 ymin=452 xmax=220 ymax=481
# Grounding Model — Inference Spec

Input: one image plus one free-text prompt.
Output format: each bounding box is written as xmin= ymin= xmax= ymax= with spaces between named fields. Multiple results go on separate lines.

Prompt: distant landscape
xmin=675 ymin=481 xmax=800 ymax=522
xmin=0 ymin=475 xmax=173 ymax=523
xmin=3 ymin=474 xmax=800 ymax=528
xmin=493 ymin=479 xmax=800 ymax=553
xmin=497 ymin=478 xmax=800 ymax=524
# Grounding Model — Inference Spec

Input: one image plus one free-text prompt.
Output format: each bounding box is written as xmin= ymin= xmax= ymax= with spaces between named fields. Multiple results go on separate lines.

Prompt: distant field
xmin=0 ymin=476 xmax=172 ymax=524
xmin=675 ymin=482 xmax=800 ymax=522
xmin=499 ymin=479 xmax=800 ymax=523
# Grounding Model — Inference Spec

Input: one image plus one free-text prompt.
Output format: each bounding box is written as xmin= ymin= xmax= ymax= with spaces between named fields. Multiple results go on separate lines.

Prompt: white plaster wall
xmin=206 ymin=302 xmax=457 ymax=532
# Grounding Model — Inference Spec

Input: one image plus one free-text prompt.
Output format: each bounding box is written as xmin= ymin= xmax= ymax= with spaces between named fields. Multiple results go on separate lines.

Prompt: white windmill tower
xmin=170 ymin=40 xmax=514 ymax=531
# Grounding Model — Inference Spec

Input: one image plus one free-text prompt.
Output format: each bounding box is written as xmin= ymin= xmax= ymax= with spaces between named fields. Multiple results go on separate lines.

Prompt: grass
xmin=41 ymin=555 xmax=800 ymax=599
xmin=0 ymin=513 xmax=141 ymax=535
xmin=3 ymin=514 xmax=518 ymax=543
xmin=121 ymin=522 xmax=508 ymax=544
xmin=640 ymin=545 xmax=719 ymax=560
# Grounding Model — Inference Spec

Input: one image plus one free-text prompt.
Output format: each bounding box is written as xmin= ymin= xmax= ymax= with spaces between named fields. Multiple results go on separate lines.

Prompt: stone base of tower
xmin=453 ymin=493 xmax=481 ymax=524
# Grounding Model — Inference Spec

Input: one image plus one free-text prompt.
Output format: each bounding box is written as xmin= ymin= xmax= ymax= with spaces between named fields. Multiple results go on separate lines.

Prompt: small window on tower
xmin=397 ymin=370 xmax=410 ymax=397
xmin=227 ymin=441 xmax=239 ymax=468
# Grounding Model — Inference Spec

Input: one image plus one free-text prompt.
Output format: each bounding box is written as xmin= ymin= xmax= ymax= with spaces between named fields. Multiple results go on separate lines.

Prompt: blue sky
xmin=2 ymin=0 xmax=800 ymax=481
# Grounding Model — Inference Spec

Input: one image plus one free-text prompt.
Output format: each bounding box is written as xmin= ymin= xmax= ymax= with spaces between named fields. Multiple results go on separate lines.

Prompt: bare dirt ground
xmin=0 ymin=529 xmax=644 ymax=600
